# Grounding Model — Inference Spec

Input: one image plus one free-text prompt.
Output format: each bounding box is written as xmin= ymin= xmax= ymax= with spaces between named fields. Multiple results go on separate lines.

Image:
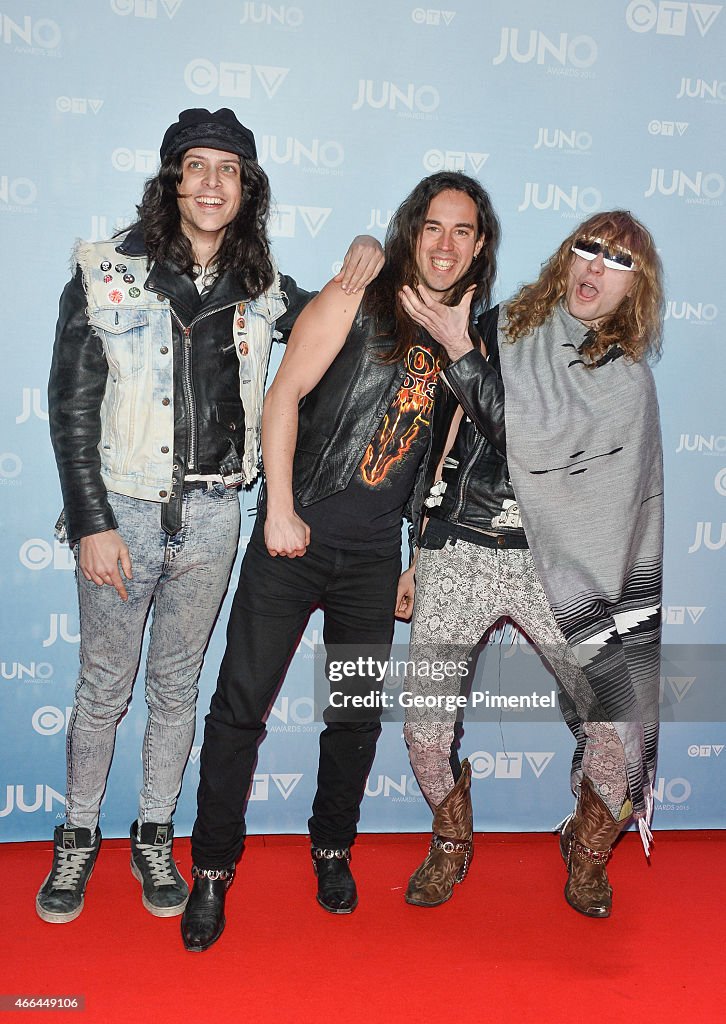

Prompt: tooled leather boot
xmin=405 ymin=759 xmax=473 ymax=907
xmin=559 ymin=776 xmax=630 ymax=918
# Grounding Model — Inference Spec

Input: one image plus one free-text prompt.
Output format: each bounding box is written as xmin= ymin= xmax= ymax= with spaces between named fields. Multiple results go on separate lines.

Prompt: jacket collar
xmin=115 ymin=223 xmax=247 ymax=320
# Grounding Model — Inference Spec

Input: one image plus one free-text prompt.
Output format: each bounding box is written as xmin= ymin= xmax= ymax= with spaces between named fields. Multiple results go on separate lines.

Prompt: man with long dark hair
xmin=183 ymin=171 xmax=500 ymax=951
xmin=399 ymin=211 xmax=664 ymax=918
xmin=38 ymin=108 xmax=382 ymax=925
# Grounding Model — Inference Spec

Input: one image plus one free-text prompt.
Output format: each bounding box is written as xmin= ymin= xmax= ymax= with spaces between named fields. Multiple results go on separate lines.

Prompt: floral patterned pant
xmin=403 ymin=537 xmax=628 ymax=816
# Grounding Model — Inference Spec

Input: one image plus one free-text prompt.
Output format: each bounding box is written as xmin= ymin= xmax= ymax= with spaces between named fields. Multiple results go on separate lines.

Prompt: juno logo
xmin=644 ymin=168 xmax=724 ymax=200
xmin=492 ymin=28 xmax=597 ymax=67
xmin=352 ymin=80 xmax=439 ymax=113
xmin=518 ymin=183 xmax=601 ymax=213
xmin=0 ymin=785 xmax=65 ymax=817
xmin=239 ymin=3 xmax=303 ymax=27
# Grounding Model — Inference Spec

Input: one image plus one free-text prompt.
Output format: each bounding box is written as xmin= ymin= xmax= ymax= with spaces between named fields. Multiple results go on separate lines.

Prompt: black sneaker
xmin=130 ymin=821 xmax=189 ymax=918
xmin=36 ymin=825 xmax=101 ymax=924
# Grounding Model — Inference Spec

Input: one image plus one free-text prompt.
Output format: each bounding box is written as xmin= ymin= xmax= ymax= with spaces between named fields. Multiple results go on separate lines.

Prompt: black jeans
xmin=192 ymin=519 xmax=401 ymax=867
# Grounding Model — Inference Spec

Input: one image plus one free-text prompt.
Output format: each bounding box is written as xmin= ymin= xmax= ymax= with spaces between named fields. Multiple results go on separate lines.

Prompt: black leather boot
xmin=311 ymin=847 xmax=358 ymax=914
xmin=181 ymin=866 xmax=235 ymax=952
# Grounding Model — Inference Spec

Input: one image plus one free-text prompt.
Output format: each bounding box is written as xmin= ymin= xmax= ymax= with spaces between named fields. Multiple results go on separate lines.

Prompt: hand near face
xmin=399 ymin=283 xmax=477 ymax=362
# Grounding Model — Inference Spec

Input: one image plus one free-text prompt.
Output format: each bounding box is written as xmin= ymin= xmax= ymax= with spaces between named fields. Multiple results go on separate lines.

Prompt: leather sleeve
xmin=48 ymin=268 xmax=117 ymax=545
xmin=440 ymin=308 xmax=506 ymax=456
xmin=275 ymin=273 xmax=316 ymax=340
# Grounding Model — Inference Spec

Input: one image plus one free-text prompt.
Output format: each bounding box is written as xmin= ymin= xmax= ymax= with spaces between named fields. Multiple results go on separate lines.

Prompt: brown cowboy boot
xmin=559 ymin=776 xmax=631 ymax=918
xmin=406 ymin=759 xmax=473 ymax=907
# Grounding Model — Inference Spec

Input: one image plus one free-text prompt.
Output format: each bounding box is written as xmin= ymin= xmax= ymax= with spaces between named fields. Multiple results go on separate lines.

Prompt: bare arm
xmin=261 ymin=280 xmax=364 ymax=557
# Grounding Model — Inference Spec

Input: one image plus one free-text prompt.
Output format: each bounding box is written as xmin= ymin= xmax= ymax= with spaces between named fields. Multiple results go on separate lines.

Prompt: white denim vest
xmin=76 ymin=236 xmax=287 ymax=502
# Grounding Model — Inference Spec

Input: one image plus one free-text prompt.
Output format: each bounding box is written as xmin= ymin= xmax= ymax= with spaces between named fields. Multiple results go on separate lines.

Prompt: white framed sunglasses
xmin=571 ymin=236 xmax=637 ymax=272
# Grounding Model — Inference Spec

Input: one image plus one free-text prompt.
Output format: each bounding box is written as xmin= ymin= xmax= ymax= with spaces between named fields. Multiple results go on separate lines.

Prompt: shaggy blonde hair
xmin=504 ymin=211 xmax=664 ymax=364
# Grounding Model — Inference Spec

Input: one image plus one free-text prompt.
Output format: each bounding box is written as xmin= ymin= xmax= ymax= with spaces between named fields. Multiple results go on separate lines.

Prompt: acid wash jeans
xmin=65 ymin=486 xmax=240 ymax=835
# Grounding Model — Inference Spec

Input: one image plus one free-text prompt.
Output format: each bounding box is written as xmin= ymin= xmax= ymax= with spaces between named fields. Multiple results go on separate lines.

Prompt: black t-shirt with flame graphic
xmin=298 ymin=341 xmax=442 ymax=552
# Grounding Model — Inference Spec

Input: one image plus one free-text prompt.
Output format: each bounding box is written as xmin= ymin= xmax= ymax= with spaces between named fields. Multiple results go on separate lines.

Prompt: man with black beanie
xmin=37 ymin=108 xmax=382 ymax=925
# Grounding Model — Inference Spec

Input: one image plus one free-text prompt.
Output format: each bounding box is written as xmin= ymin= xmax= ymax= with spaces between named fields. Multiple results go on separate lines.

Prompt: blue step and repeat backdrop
xmin=1 ymin=0 xmax=724 ymax=841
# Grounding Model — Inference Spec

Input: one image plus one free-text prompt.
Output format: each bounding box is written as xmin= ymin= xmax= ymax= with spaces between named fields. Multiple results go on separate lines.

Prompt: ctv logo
xmin=411 ymin=9 xmax=457 ymax=26
xmin=688 ymin=744 xmax=724 ymax=757
xmin=677 ymin=77 xmax=726 ymax=100
xmin=240 ymin=3 xmax=303 ymax=27
xmin=112 ymin=149 xmax=156 ymax=174
xmin=688 ymin=522 xmax=726 ymax=553
xmin=518 ymin=183 xmax=601 ymax=214
xmin=270 ymin=205 xmax=332 ymax=239
xmin=492 ymin=29 xmax=597 ymax=69
xmin=259 ymin=136 xmax=344 ymax=171
xmin=19 ymin=540 xmax=74 ymax=572
xmin=469 ymin=751 xmax=555 ymax=780
xmin=645 ymin=168 xmax=725 ymax=202
xmin=249 ymin=774 xmax=303 ymax=801
xmin=110 ymin=0 xmax=183 ymax=18
xmin=534 ymin=128 xmax=592 ymax=152
xmin=352 ymin=80 xmax=440 ymax=114
xmin=32 ymin=706 xmax=72 ymax=736
xmin=0 ymin=13 xmax=61 ymax=51
xmin=56 ymin=97 xmax=104 ymax=115
xmin=0 ymin=785 xmax=65 ymax=817
xmin=663 ymin=606 xmax=705 ymax=625
xmin=423 ymin=150 xmax=489 ymax=174
xmin=626 ymin=1 xmax=721 ymax=36
xmin=648 ymin=119 xmax=689 ymax=136
xmin=184 ymin=60 xmax=288 ymax=99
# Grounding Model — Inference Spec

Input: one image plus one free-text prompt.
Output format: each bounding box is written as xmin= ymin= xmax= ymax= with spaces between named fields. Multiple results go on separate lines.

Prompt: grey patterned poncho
xmin=499 ymin=302 xmax=663 ymax=822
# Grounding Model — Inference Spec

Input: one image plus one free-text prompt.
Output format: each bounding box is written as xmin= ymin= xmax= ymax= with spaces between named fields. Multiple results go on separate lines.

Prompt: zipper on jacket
xmin=451 ymin=433 xmax=487 ymax=522
xmin=169 ymin=302 xmax=239 ymax=473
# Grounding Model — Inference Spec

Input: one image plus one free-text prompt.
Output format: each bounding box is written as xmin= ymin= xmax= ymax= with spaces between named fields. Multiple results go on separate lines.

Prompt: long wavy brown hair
xmin=504 ymin=211 xmax=664 ymax=364
xmin=363 ymin=171 xmax=500 ymax=364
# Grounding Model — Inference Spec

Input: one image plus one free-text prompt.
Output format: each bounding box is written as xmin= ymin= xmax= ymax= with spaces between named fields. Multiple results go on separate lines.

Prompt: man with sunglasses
xmin=396 ymin=211 xmax=665 ymax=920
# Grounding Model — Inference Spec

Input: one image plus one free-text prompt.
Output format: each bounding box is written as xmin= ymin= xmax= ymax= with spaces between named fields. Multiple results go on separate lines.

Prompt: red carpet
xmin=4 ymin=832 xmax=723 ymax=1023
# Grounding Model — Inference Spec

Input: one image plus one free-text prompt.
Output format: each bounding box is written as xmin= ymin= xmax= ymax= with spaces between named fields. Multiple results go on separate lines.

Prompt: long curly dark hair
xmin=504 ymin=211 xmax=664 ymax=364
xmin=363 ymin=171 xmax=500 ymax=363
xmin=136 ymin=152 xmax=275 ymax=299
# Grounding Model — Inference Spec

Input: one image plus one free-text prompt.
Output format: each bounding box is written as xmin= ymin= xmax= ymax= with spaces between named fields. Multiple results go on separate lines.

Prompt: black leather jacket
xmin=420 ymin=305 xmax=526 ymax=544
xmin=48 ymin=224 xmax=311 ymax=541
xmin=292 ymin=313 xmax=410 ymax=500
xmin=290 ymin=308 xmax=510 ymax=554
